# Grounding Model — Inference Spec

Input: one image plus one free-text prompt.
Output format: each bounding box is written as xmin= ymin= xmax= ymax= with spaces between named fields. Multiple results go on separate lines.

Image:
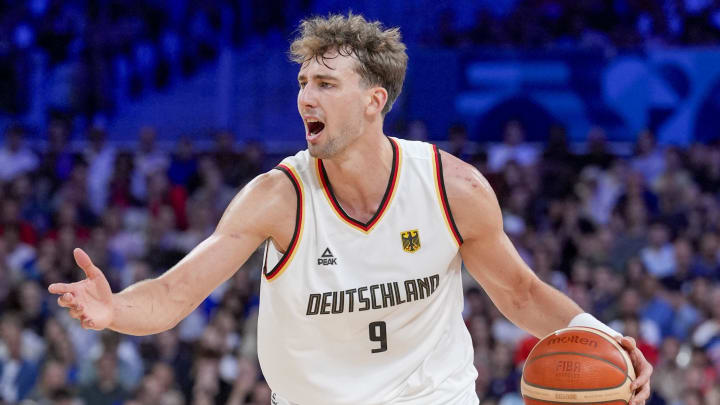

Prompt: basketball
xmin=521 ymin=327 xmax=636 ymax=405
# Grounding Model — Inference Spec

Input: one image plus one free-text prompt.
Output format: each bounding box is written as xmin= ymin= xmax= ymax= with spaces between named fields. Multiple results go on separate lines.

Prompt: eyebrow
xmin=297 ymin=74 xmax=338 ymax=82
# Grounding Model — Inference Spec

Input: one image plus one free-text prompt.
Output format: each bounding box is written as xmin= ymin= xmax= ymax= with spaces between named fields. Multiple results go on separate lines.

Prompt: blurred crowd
xmin=0 ymin=121 xmax=269 ymax=405
xmin=0 ymin=0 xmax=302 ymax=118
xmin=0 ymin=118 xmax=718 ymax=405
xmin=423 ymin=0 xmax=720 ymax=49
xmin=3 ymin=0 xmax=720 ymax=120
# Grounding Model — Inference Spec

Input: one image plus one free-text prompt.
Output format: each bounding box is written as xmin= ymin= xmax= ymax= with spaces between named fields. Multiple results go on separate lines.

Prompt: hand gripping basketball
xmin=48 ymin=248 xmax=114 ymax=330
xmin=614 ymin=335 xmax=653 ymax=405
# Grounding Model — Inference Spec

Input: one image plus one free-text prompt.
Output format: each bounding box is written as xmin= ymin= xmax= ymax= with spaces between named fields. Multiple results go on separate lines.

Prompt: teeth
xmin=307 ymin=119 xmax=318 ymax=123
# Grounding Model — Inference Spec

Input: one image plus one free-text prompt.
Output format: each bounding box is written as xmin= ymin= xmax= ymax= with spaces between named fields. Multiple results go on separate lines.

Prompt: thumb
xmin=73 ymin=248 xmax=103 ymax=280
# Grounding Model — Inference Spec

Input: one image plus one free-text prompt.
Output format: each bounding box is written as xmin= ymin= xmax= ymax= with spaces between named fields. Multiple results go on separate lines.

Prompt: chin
xmin=308 ymin=144 xmax=331 ymax=159
xmin=308 ymin=137 xmax=338 ymax=159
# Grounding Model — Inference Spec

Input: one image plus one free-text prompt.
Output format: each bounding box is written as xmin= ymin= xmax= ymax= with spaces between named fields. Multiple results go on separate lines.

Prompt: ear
xmin=366 ymin=86 xmax=388 ymax=116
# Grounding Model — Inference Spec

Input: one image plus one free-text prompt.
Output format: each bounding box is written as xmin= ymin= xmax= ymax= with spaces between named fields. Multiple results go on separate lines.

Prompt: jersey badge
xmin=401 ymin=229 xmax=421 ymax=253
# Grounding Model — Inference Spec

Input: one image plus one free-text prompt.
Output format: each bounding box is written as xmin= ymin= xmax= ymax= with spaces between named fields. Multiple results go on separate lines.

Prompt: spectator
xmin=641 ymin=222 xmax=676 ymax=278
xmin=132 ymin=126 xmax=170 ymax=201
xmin=77 ymin=351 xmax=130 ymax=405
xmin=167 ymin=137 xmax=198 ymax=187
xmin=84 ymin=127 xmax=117 ymax=215
xmin=581 ymin=127 xmax=614 ymax=170
xmin=448 ymin=123 xmax=473 ymax=162
xmin=27 ymin=358 xmax=70 ymax=404
xmin=487 ymin=120 xmax=539 ymax=172
xmin=38 ymin=118 xmax=75 ymax=187
xmin=541 ymin=124 xmax=577 ymax=199
xmin=0 ymin=313 xmax=39 ymax=403
xmin=631 ymin=130 xmax=666 ymax=186
xmin=210 ymin=130 xmax=242 ymax=187
xmin=0 ymin=124 xmax=39 ymax=182
xmin=693 ymin=232 xmax=720 ymax=279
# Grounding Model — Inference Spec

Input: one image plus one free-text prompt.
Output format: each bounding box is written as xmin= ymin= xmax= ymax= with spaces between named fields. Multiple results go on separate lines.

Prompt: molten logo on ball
xmin=546 ymin=334 xmax=598 ymax=348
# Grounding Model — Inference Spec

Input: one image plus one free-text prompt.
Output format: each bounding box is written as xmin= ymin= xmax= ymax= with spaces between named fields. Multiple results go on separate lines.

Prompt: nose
xmin=298 ymin=84 xmax=317 ymax=109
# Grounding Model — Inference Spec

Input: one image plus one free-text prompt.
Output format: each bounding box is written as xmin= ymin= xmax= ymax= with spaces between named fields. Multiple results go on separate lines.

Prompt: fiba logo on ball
xmin=521 ymin=327 xmax=637 ymax=405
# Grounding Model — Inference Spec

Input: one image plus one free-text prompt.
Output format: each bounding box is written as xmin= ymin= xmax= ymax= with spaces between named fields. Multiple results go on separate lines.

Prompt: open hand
xmin=616 ymin=335 xmax=653 ymax=405
xmin=48 ymin=248 xmax=114 ymax=330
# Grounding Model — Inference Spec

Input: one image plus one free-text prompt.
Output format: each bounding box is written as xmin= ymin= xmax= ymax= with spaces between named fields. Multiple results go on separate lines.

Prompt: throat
xmin=318 ymin=136 xmax=399 ymax=228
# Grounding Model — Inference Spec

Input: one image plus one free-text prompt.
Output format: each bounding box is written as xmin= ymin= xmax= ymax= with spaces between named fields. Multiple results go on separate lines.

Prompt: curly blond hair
xmin=289 ymin=13 xmax=408 ymax=115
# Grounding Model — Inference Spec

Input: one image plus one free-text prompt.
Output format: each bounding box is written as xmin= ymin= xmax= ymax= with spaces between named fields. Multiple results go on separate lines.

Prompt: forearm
xmin=109 ymin=233 xmax=260 ymax=335
xmin=109 ymin=277 xmax=193 ymax=335
xmin=493 ymin=276 xmax=583 ymax=338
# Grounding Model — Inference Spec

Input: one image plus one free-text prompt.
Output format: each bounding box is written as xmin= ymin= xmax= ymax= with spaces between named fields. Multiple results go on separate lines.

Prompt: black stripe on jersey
xmin=318 ymin=136 xmax=398 ymax=231
xmin=433 ymin=146 xmax=464 ymax=245
xmin=264 ymin=165 xmax=302 ymax=280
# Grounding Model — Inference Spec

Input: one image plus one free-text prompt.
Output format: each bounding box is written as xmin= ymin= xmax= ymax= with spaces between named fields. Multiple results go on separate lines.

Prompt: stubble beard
xmin=308 ymin=125 xmax=358 ymax=160
xmin=308 ymin=134 xmax=340 ymax=159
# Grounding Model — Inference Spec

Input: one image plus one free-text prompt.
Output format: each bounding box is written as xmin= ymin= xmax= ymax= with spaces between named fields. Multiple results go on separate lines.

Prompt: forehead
xmin=298 ymin=51 xmax=359 ymax=79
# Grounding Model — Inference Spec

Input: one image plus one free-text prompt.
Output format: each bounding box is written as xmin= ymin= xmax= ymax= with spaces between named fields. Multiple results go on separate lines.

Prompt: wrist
xmin=108 ymin=294 xmax=120 ymax=330
xmin=567 ymin=313 xmax=621 ymax=338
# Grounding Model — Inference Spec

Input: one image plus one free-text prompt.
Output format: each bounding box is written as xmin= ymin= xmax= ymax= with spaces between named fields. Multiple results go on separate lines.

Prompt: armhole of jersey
xmin=263 ymin=163 xmax=304 ymax=281
xmin=431 ymin=145 xmax=463 ymax=247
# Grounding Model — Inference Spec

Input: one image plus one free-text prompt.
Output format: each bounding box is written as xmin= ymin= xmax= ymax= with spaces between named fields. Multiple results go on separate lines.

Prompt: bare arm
xmin=49 ymin=169 xmax=297 ymax=336
xmin=440 ymin=150 xmax=582 ymax=337
xmin=441 ymin=150 xmax=653 ymax=405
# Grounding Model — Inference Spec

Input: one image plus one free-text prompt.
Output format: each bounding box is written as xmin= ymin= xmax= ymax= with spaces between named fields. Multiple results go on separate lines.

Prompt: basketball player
xmin=49 ymin=14 xmax=652 ymax=405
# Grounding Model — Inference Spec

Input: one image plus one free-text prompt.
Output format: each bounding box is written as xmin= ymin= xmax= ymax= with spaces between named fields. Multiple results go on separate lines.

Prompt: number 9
xmin=369 ymin=321 xmax=387 ymax=353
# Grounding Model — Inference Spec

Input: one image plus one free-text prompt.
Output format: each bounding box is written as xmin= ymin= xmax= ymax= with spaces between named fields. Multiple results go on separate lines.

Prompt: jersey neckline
xmin=315 ymin=137 xmax=401 ymax=234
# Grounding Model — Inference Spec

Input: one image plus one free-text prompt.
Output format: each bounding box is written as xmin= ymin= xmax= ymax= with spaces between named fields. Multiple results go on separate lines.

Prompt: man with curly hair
xmin=49 ymin=13 xmax=652 ymax=405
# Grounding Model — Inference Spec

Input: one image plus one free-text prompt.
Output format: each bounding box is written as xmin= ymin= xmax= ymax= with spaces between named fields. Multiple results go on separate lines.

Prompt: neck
xmin=321 ymin=132 xmax=394 ymax=222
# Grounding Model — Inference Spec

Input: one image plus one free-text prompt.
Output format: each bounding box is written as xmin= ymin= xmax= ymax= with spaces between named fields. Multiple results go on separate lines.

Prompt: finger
xmin=69 ymin=308 xmax=83 ymax=320
xmin=48 ymin=283 xmax=74 ymax=295
xmin=631 ymin=358 xmax=652 ymax=388
xmin=616 ymin=335 xmax=637 ymax=351
xmin=73 ymin=248 xmax=103 ymax=280
xmin=632 ymin=380 xmax=651 ymax=404
xmin=57 ymin=293 xmax=76 ymax=308
xmin=638 ymin=381 xmax=651 ymax=401
xmin=81 ymin=317 xmax=96 ymax=330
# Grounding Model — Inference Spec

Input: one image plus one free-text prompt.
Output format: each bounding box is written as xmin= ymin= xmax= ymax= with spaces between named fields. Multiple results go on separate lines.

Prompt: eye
xmin=298 ymin=82 xmax=306 ymax=89
xmin=320 ymin=82 xmax=333 ymax=88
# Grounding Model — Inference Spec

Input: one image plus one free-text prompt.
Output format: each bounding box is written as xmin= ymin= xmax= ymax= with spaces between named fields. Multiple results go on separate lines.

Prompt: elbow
xmin=153 ymin=278 xmax=193 ymax=333
xmin=507 ymin=273 xmax=540 ymax=313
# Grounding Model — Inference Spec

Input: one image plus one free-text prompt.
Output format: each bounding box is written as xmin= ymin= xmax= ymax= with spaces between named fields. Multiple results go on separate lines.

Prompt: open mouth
xmin=308 ymin=121 xmax=325 ymax=134
xmin=306 ymin=119 xmax=325 ymax=142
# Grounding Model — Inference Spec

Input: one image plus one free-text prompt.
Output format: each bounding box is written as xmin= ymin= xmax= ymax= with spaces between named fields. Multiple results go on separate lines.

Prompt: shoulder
xmin=392 ymin=137 xmax=433 ymax=159
xmin=217 ymin=168 xmax=298 ymax=239
xmin=437 ymin=149 xmax=503 ymax=241
xmin=248 ymin=168 xmax=298 ymax=198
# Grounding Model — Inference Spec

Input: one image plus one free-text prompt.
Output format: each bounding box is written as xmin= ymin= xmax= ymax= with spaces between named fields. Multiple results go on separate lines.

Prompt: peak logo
xmin=318 ymin=247 xmax=337 ymax=266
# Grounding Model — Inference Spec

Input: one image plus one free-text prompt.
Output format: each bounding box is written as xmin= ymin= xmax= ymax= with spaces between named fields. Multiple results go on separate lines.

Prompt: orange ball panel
xmin=527 ymin=329 xmax=629 ymax=373
xmin=523 ymin=352 xmax=628 ymax=390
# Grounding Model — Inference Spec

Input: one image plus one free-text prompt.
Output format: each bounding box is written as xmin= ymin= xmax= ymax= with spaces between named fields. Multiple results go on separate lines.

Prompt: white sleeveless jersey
xmin=258 ymin=137 xmax=478 ymax=405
